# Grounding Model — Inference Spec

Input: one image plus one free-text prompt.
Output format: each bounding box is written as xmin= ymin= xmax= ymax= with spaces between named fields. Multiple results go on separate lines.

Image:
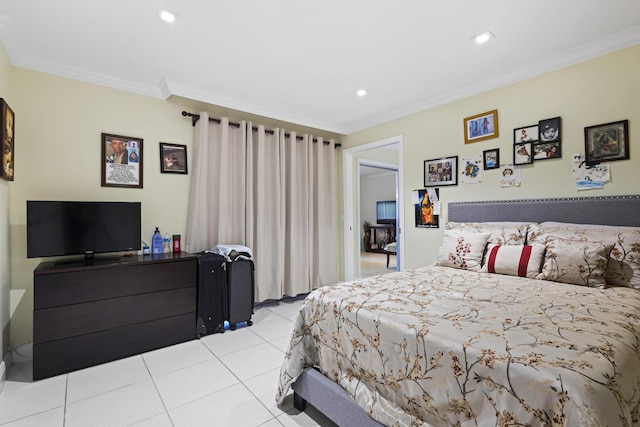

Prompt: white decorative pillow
xmin=536 ymin=237 xmax=613 ymax=287
xmin=603 ymin=228 xmax=640 ymax=289
xmin=446 ymin=222 xmax=533 ymax=246
xmin=481 ymin=244 xmax=546 ymax=278
xmin=530 ymin=222 xmax=640 ymax=289
xmin=435 ymin=231 xmax=490 ymax=272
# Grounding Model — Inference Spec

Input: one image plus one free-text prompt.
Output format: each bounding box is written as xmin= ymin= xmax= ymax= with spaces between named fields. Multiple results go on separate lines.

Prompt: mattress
xmin=277 ymin=265 xmax=640 ymax=426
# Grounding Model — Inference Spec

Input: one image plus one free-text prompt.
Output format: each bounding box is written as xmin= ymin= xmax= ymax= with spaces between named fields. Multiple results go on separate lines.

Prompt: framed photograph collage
xmin=512 ymin=117 xmax=562 ymax=165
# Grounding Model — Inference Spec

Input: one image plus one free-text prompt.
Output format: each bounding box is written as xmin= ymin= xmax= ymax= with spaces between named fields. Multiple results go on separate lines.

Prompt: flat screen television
xmin=376 ymin=200 xmax=396 ymax=224
xmin=27 ymin=201 xmax=141 ymax=261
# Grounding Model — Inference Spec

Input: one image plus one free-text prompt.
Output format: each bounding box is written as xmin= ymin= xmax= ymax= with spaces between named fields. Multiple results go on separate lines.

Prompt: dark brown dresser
xmin=33 ymin=252 xmax=197 ymax=380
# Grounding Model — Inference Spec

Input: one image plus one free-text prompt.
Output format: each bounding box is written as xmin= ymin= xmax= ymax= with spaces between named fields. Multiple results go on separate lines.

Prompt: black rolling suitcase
xmin=227 ymin=259 xmax=255 ymax=330
xmin=195 ymin=253 xmax=228 ymax=336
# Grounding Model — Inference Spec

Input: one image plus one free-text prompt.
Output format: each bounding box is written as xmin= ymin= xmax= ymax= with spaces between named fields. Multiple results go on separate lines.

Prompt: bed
xmin=276 ymin=195 xmax=640 ymax=426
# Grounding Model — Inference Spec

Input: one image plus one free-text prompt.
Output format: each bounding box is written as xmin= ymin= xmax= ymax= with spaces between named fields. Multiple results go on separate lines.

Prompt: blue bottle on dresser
xmin=152 ymin=227 xmax=163 ymax=254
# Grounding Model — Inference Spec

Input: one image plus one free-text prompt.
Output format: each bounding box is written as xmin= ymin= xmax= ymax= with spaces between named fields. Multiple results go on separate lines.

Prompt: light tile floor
xmin=0 ymin=298 xmax=337 ymax=427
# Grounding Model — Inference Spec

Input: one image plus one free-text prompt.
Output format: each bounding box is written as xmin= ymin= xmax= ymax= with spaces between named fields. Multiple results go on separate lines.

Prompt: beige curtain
xmin=185 ymin=114 xmax=247 ymax=251
xmin=186 ymin=115 xmax=337 ymax=301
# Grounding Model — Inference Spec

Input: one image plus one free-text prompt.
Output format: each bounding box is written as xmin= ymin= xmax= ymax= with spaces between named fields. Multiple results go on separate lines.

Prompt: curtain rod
xmin=181 ymin=111 xmax=341 ymax=148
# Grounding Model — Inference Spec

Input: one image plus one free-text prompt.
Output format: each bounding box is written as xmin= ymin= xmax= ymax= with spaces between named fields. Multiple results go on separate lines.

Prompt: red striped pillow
xmin=482 ymin=245 xmax=546 ymax=278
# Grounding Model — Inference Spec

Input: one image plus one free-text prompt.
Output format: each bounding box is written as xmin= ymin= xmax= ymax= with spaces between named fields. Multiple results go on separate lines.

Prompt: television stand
xmin=33 ymin=252 xmax=197 ymax=380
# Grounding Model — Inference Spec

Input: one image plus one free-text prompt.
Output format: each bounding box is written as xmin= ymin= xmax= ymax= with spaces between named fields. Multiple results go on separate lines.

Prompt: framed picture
xmin=533 ymin=141 xmax=561 ymax=160
xmin=424 ymin=155 xmax=458 ymax=187
xmin=160 ymin=143 xmax=188 ymax=174
xmin=1 ymin=98 xmax=15 ymax=181
xmin=415 ymin=188 xmax=439 ymax=228
xmin=514 ymin=142 xmax=533 ymax=165
xmin=513 ymin=124 xmax=538 ymax=143
xmin=101 ymin=133 xmax=143 ymax=188
xmin=464 ymin=109 xmax=499 ymax=144
xmin=538 ymin=117 xmax=561 ymax=143
xmin=584 ymin=119 xmax=629 ymax=166
xmin=483 ymin=148 xmax=499 ymax=170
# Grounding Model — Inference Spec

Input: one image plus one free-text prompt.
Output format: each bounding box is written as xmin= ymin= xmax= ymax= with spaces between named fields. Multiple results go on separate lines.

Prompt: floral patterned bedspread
xmin=276 ymin=265 xmax=640 ymax=426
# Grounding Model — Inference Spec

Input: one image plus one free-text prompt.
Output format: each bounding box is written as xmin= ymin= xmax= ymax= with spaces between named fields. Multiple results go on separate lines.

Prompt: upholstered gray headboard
xmin=448 ymin=195 xmax=640 ymax=227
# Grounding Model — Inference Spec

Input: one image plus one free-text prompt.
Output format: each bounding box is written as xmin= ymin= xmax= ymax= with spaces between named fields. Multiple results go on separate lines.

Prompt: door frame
xmin=343 ymin=135 xmax=404 ymax=280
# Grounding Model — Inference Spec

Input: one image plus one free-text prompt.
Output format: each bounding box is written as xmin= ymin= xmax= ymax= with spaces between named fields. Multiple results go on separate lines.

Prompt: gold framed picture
xmin=464 ymin=109 xmax=499 ymax=144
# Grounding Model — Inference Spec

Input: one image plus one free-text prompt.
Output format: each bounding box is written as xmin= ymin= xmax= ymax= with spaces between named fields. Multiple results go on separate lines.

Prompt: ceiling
xmin=1 ymin=1 xmax=639 ymax=135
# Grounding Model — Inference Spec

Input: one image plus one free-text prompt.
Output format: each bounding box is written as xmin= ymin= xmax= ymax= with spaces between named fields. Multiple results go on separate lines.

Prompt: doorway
xmin=359 ymin=163 xmax=398 ymax=278
xmin=343 ymin=135 xmax=404 ymax=281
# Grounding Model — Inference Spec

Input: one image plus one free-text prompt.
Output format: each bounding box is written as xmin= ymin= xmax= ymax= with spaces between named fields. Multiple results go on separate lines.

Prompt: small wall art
xmin=483 ymin=148 xmax=500 ymax=170
xmin=514 ymin=124 xmax=538 ymax=143
xmin=535 ymin=117 xmax=562 ymax=160
xmin=424 ymin=156 xmax=458 ymax=187
xmin=415 ymin=188 xmax=439 ymax=228
xmin=514 ymin=142 xmax=533 ymax=165
xmin=160 ymin=143 xmax=188 ymax=174
xmin=464 ymin=109 xmax=499 ymax=144
xmin=1 ymin=98 xmax=14 ymax=181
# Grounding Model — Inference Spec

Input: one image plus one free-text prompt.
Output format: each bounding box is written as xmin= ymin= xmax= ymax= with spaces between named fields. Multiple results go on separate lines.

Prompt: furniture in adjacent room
xmin=382 ymin=241 xmax=396 ymax=268
xmin=367 ymin=224 xmax=395 ymax=252
xmin=33 ymin=252 xmax=197 ymax=380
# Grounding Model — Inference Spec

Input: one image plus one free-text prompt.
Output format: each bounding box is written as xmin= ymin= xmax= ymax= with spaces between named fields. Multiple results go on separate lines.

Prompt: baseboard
xmin=12 ymin=343 xmax=33 ymax=363
xmin=0 ymin=360 xmax=6 ymax=395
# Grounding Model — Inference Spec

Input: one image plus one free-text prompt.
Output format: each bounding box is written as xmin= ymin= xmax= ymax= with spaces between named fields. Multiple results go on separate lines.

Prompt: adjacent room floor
xmin=0 ymin=299 xmax=336 ymax=427
xmin=360 ymin=250 xmax=396 ymax=278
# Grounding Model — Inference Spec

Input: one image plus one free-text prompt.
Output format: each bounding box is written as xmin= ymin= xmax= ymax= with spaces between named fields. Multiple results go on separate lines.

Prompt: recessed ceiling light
xmin=356 ymin=89 xmax=368 ymax=97
xmin=157 ymin=8 xmax=177 ymax=23
xmin=473 ymin=30 xmax=495 ymax=44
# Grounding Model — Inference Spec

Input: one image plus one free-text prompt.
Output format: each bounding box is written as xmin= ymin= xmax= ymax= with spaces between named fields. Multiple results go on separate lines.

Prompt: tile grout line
xmin=141 ymin=354 xmax=175 ymax=427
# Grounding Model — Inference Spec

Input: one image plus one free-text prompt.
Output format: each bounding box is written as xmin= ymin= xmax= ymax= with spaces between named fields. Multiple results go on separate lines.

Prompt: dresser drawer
xmin=33 ymin=313 xmax=196 ymax=380
xmin=34 ymin=287 xmax=196 ymax=343
xmin=35 ymin=258 xmax=197 ymax=309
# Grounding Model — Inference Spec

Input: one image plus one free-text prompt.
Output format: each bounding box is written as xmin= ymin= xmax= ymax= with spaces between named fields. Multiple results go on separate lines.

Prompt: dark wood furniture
xmin=33 ymin=252 xmax=197 ymax=380
xmin=367 ymin=224 xmax=395 ymax=253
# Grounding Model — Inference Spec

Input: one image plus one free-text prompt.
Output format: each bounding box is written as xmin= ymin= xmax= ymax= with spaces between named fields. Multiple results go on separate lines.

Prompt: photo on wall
xmin=514 ymin=142 xmax=533 ymax=165
xmin=1 ymin=98 xmax=15 ymax=181
xmin=415 ymin=188 xmax=439 ymax=229
xmin=424 ymin=156 xmax=458 ymax=187
xmin=160 ymin=143 xmax=188 ymax=174
xmin=464 ymin=109 xmax=499 ymax=144
xmin=101 ymin=133 xmax=144 ymax=188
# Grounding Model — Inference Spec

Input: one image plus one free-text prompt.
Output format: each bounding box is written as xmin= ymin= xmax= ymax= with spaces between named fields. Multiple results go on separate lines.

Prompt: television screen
xmin=27 ymin=201 xmax=141 ymax=259
xmin=376 ymin=200 xmax=396 ymax=224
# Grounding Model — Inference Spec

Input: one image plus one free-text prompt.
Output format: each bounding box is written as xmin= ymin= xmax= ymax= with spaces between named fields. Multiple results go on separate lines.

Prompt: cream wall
xmin=6 ymin=64 xmax=340 ymax=348
xmin=0 ymin=43 xmax=11 ymax=369
xmin=4 ymin=41 xmax=639 ymax=349
xmin=341 ymin=44 xmax=640 ymax=270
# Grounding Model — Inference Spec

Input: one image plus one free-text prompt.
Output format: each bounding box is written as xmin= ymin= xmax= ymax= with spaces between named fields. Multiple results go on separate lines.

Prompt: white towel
xmin=208 ymin=244 xmax=253 ymax=262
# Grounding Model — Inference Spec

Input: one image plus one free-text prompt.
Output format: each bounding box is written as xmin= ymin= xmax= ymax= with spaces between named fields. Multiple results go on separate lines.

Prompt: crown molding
xmin=162 ymin=81 xmax=348 ymax=134
xmin=345 ymin=26 xmax=640 ymax=134
xmin=2 ymin=12 xmax=639 ymax=136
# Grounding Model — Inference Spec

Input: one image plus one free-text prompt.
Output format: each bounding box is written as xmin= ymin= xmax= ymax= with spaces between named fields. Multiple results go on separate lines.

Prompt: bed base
xmin=291 ymin=194 xmax=640 ymax=426
xmin=292 ymin=368 xmax=384 ymax=427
